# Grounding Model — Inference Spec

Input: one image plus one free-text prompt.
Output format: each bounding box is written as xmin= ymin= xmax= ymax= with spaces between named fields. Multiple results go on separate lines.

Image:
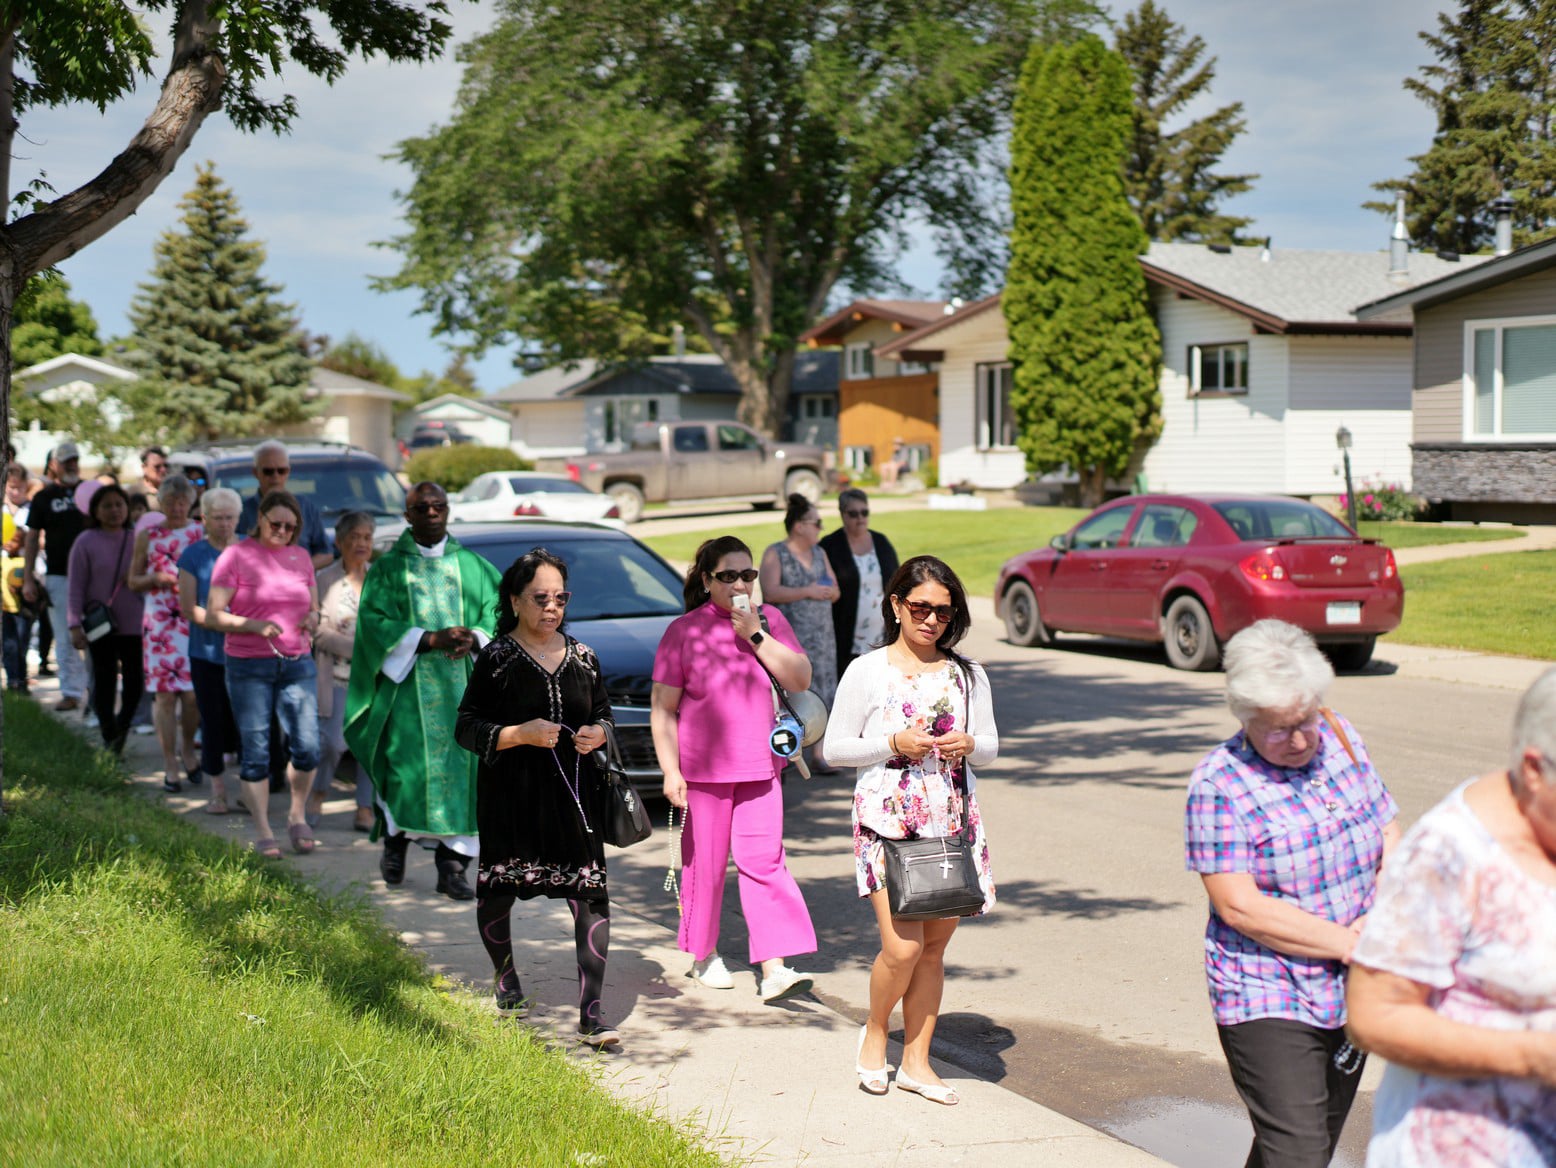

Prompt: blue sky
xmin=34 ymin=1 xmax=1448 ymax=394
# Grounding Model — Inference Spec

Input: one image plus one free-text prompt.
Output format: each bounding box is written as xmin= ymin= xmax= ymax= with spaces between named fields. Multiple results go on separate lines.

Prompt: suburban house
xmin=397 ymin=393 xmax=515 ymax=449
xmin=798 ymin=298 xmax=945 ymax=475
xmin=875 ymin=239 xmax=1482 ymax=495
xmin=1355 ymin=233 xmax=1556 ymax=523
xmin=10 ymin=353 xmax=409 ymax=470
xmin=492 ymin=352 xmax=840 ymax=459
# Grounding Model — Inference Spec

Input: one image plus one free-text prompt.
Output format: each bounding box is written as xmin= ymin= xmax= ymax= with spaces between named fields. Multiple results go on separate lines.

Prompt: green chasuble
xmin=344 ymin=530 xmax=502 ymax=836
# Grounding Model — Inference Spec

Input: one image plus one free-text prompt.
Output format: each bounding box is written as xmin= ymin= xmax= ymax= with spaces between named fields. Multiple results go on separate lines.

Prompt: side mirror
xmin=1049 ymin=533 xmax=1069 ymax=553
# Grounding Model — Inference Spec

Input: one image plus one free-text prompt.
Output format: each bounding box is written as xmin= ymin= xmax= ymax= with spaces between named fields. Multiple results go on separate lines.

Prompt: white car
xmin=448 ymin=472 xmax=625 ymax=528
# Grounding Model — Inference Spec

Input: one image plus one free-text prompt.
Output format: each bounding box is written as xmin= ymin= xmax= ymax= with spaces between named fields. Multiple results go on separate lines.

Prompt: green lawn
xmin=1394 ymin=549 xmax=1556 ymax=660
xmin=0 ymin=694 xmax=723 ymax=1167
xmin=643 ymin=509 xmax=1524 ymax=597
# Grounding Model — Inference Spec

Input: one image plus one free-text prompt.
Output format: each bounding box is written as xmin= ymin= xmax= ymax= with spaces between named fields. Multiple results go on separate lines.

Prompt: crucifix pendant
xmin=939 ymin=854 xmax=954 ymax=876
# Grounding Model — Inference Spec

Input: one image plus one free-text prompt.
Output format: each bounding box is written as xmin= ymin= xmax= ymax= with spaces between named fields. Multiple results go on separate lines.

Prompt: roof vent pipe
xmin=1389 ymin=192 xmax=1409 ymax=276
xmin=1491 ymin=194 xmax=1515 ymax=256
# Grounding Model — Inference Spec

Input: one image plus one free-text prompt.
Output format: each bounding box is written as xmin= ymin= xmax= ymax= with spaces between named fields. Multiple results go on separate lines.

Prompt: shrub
xmin=919 ymin=459 xmax=939 ymax=489
xmin=1339 ymin=480 xmax=1421 ymax=523
xmin=852 ymin=464 xmax=881 ymax=487
xmin=404 ymin=445 xmax=532 ymax=493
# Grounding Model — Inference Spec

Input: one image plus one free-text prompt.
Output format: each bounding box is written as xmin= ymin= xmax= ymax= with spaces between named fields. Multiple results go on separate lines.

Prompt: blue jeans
xmin=2 ymin=610 xmax=32 ymax=689
xmin=225 ymin=655 xmax=320 ymax=781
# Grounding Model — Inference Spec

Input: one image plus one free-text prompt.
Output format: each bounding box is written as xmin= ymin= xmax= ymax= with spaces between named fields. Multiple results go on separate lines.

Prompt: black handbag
xmin=883 ymin=831 xmax=983 ymax=920
xmin=80 ymin=531 xmax=130 ymax=643
xmin=599 ymin=724 xmax=652 ymax=848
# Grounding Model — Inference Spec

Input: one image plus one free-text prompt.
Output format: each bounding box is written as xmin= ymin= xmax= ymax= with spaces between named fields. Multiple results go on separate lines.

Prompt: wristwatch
xmin=748 ymin=630 xmax=765 ymax=647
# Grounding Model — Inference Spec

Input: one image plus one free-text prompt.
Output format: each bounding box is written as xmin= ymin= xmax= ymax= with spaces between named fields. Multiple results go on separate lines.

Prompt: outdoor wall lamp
xmin=1336 ymin=426 xmax=1358 ymax=530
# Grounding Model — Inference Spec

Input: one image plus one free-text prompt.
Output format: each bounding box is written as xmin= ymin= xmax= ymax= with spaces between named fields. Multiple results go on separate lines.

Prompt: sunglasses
xmin=264 ymin=518 xmax=299 ymax=534
xmin=843 ymin=508 xmax=869 ymax=519
xmin=258 ymin=466 xmax=290 ymax=477
xmin=900 ymin=599 xmax=956 ymax=626
xmin=711 ymin=568 xmax=760 ymax=584
xmin=526 ymin=591 xmax=571 ymax=607
xmin=408 ymin=501 xmax=449 ymax=514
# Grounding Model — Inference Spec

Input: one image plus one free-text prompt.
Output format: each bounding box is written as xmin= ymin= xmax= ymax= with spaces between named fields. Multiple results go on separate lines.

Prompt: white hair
xmin=334 ymin=510 xmax=376 ymax=544
xmin=1511 ymin=667 xmax=1556 ymax=793
xmin=1223 ymin=619 xmax=1335 ymax=724
xmin=251 ymin=439 xmax=290 ymax=466
xmin=157 ymin=473 xmax=197 ymax=505
xmin=199 ymin=486 xmax=242 ymax=517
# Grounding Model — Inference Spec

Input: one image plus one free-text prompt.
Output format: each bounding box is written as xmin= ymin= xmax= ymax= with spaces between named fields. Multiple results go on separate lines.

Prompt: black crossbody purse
xmin=81 ymin=530 xmax=130 ymax=643
xmin=598 ymin=724 xmax=652 ymax=848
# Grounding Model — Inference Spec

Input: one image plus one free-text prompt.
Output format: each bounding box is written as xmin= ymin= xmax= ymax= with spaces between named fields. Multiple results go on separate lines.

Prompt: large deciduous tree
xmin=1005 ymin=33 xmax=1162 ymax=507
xmin=11 ymin=274 xmax=105 ymax=369
xmin=1114 ymin=0 xmax=1255 ymax=243
xmin=123 ymin=164 xmax=314 ymax=445
xmin=0 ymin=0 xmax=451 ymax=814
xmin=381 ymin=0 xmax=1097 ymax=436
xmin=1370 ymin=0 xmax=1556 ymax=252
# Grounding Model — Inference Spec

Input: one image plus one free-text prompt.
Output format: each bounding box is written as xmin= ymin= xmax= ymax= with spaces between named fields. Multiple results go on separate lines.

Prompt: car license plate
xmin=1327 ymin=602 xmax=1362 ymax=626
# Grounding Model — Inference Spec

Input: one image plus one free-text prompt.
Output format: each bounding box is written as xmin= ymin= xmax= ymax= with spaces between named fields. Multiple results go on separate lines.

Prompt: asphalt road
xmin=605 ymin=595 xmax=1527 ymax=1167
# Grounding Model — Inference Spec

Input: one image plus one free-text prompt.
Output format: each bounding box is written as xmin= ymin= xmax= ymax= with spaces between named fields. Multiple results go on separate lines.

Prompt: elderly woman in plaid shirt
xmin=1185 ymin=619 xmax=1401 ymax=1168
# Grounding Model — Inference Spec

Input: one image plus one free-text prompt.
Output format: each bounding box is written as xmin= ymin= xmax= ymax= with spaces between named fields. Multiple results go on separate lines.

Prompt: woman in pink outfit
xmin=652 ymin=535 xmax=818 ymax=1003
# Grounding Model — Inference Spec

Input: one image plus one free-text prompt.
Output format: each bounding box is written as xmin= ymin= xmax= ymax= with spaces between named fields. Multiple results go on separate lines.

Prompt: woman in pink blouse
xmin=1347 ymin=667 xmax=1556 ymax=1167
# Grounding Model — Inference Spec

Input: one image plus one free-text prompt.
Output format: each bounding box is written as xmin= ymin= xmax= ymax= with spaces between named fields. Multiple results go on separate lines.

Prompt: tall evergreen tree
xmin=1371 ymin=0 xmax=1556 ymax=252
xmin=125 ymin=164 xmax=315 ymax=444
xmin=1005 ymin=33 xmax=1162 ymax=507
xmin=1114 ymin=1 xmax=1255 ymax=242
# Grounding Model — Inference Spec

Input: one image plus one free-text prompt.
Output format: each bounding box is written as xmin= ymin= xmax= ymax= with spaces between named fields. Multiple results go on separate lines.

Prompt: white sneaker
xmin=759 ymin=965 xmax=814 ymax=1003
xmin=689 ymin=953 xmax=735 ymax=990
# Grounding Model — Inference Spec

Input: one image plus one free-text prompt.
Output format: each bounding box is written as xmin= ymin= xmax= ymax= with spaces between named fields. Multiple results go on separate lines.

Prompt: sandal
xmin=253 ymin=838 xmax=282 ymax=860
xmin=287 ymin=822 xmax=315 ymax=855
xmin=894 ymin=1068 xmax=959 ymax=1106
xmin=202 ymin=798 xmax=232 ymax=815
xmin=856 ymin=1026 xmax=891 ymax=1096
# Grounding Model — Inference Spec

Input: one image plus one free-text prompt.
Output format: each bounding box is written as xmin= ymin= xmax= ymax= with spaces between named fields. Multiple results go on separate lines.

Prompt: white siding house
xmin=397 ymin=394 xmax=515 ymax=449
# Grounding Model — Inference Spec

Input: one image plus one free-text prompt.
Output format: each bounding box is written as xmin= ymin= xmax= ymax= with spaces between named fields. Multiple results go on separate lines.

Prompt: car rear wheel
xmin=605 ymin=482 xmax=645 ymax=524
xmin=1163 ymin=595 xmax=1220 ymax=671
xmin=783 ymin=469 xmax=823 ymax=505
xmin=1325 ymin=637 xmax=1376 ymax=673
xmin=1002 ymin=580 xmax=1052 ymax=647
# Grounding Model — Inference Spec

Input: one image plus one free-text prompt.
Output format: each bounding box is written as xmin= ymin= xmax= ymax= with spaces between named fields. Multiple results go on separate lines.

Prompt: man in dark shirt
xmin=21 ymin=442 xmax=88 ymax=708
xmin=236 ymin=440 xmax=334 ymax=569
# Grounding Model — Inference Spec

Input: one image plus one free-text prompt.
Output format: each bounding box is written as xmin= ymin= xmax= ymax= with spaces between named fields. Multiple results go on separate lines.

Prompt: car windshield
xmin=466 ymin=535 xmax=684 ymax=620
xmin=219 ymin=460 xmax=407 ymax=518
xmin=1212 ymin=499 xmax=1355 ymax=541
xmin=512 ymin=477 xmax=589 ymax=495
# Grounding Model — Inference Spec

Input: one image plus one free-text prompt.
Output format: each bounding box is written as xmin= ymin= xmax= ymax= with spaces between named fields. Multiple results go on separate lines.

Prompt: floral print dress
xmin=852 ymin=664 xmax=996 ymax=913
xmin=141 ymin=522 xmax=203 ymax=692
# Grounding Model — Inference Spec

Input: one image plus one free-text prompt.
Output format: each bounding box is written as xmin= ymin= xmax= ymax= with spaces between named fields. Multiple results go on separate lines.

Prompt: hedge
xmin=404 ymin=445 xmax=533 ymax=493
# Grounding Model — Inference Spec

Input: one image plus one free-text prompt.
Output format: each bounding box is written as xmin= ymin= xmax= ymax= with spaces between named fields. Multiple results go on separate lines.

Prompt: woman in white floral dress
xmin=824 ymin=555 xmax=997 ymax=1107
xmin=128 ymin=474 xmax=204 ymax=790
xmin=1347 ymin=666 xmax=1556 ymax=1168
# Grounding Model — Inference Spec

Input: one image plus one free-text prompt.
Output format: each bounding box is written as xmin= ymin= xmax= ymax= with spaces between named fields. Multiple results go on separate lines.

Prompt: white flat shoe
xmin=855 ymin=1025 xmax=891 ymax=1095
xmin=759 ymin=965 xmax=814 ymax=1003
xmin=895 ymin=1068 xmax=959 ymax=1106
xmin=689 ymin=953 xmax=734 ymax=990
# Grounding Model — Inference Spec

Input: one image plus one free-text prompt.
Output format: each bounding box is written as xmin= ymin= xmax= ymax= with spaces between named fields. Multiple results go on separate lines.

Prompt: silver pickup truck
xmin=555 ymin=420 xmax=826 ymax=523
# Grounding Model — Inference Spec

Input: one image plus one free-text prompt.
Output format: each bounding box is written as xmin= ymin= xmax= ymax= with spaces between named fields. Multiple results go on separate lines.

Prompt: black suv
xmin=169 ymin=439 xmax=407 ymax=527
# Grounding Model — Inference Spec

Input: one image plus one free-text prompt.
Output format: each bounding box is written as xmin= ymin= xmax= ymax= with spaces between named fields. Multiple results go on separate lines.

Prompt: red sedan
xmin=993 ymin=494 xmax=1403 ymax=672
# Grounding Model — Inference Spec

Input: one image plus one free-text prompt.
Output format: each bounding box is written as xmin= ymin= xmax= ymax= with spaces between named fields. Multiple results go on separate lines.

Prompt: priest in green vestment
xmin=345 ymin=482 xmax=502 ymax=899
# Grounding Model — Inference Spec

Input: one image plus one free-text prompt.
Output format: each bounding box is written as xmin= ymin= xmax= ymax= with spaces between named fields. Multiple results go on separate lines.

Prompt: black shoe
xmin=380 ymin=834 xmax=409 ymax=886
xmin=435 ymin=861 xmax=475 ymax=901
xmin=495 ymin=987 xmax=530 ymax=1018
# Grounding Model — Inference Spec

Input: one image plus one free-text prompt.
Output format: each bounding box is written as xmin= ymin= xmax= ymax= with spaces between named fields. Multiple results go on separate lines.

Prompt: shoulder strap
xmin=755 ymin=607 xmax=803 ymax=723
xmin=1318 ymin=707 xmax=1359 ymax=769
xmin=107 ymin=529 xmax=131 ymax=606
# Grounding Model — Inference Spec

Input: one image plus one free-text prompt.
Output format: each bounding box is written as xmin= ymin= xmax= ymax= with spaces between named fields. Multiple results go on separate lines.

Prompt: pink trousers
xmin=680 ymin=777 xmax=817 ymax=965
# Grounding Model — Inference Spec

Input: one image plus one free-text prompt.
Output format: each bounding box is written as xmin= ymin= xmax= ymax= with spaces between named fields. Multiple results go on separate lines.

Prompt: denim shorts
xmin=224 ymin=654 xmax=321 ymax=780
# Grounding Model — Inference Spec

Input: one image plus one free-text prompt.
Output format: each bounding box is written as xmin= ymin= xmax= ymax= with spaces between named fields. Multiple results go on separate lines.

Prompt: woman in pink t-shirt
xmin=204 ymin=489 xmax=321 ymax=860
xmin=652 ymin=535 xmax=819 ymax=1004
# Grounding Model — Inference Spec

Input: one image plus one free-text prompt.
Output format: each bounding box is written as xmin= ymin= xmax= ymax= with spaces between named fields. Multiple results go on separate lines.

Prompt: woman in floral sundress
xmin=824 ymin=555 xmax=997 ymax=1107
xmin=128 ymin=474 xmax=204 ymax=789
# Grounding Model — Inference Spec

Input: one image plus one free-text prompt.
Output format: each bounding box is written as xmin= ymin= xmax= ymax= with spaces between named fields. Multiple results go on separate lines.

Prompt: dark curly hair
xmin=683 ymin=535 xmax=752 ymax=610
xmin=495 ymin=547 xmax=570 ymax=637
xmin=782 ymin=492 xmax=816 ymax=534
xmin=879 ymin=555 xmax=975 ymax=688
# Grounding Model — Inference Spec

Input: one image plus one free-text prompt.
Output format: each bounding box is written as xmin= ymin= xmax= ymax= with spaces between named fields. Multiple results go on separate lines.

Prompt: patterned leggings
xmin=476 ymin=892 xmax=611 ymax=1031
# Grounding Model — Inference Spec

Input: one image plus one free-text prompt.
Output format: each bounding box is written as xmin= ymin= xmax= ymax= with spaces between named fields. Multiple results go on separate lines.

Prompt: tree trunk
xmin=1078 ymin=465 xmax=1108 ymax=508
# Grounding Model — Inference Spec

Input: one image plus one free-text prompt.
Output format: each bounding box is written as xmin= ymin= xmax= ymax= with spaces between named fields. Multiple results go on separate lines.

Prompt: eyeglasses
xmin=843 ymin=508 xmax=869 ymax=519
xmin=527 ymin=591 xmax=571 ymax=608
xmin=264 ymin=517 xmax=299 ymax=534
xmin=258 ymin=466 xmax=290 ymax=477
xmin=1257 ymin=715 xmax=1321 ymax=747
xmin=711 ymin=568 xmax=760 ymax=584
xmin=798 ymin=518 xmax=822 ymax=527
xmin=900 ymin=599 xmax=956 ymax=625
xmin=408 ymin=501 xmax=449 ymax=514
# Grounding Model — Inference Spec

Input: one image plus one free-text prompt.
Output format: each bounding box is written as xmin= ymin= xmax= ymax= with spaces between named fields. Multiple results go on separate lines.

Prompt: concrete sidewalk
xmin=30 ymin=679 xmax=1166 ymax=1167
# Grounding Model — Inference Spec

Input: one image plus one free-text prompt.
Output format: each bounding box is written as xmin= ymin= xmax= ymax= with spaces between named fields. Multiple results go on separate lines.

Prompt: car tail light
xmin=1239 ymin=550 xmax=1286 ymax=582
xmin=1383 ymin=549 xmax=1397 ymax=580
xmin=513 ymin=503 xmax=542 ymax=517
xmin=564 ymin=463 xmax=581 ymax=482
xmin=604 ymin=504 xmax=621 ymax=519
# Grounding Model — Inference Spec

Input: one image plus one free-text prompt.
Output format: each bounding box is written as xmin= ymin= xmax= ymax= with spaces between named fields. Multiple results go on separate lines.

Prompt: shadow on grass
xmin=0 ymin=692 xmax=463 ymax=1045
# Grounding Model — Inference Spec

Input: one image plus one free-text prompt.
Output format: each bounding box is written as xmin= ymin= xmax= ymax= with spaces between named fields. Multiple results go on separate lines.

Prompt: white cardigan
xmin=823 ymin=647 xmax=999 ymax=794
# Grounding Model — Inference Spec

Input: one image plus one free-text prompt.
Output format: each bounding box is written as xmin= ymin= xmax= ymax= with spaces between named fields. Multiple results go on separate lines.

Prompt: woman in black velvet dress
xmin=455 ymin=547 xmax=618 ymax=1047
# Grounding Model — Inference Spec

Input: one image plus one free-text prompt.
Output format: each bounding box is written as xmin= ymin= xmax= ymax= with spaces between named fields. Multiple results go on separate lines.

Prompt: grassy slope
xmin=0 ymin=694 xmax=723 ymax=1167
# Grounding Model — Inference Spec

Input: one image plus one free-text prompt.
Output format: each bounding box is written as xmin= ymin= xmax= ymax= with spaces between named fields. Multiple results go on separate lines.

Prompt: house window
xmin=845 ymin=342 xmax=875 ymax=380
xmin=1189 ymin=342 xmax=1248 ymax=394
xmin=975 ymin=362 xmax=1016 ymax=449
xmin=797 ymin=395 xmax=835 ymax=420
xmin=1466 ymin=317 xmax=1556 ymax=438
xmin=604 ymin=397 xmax=658 ymax=446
